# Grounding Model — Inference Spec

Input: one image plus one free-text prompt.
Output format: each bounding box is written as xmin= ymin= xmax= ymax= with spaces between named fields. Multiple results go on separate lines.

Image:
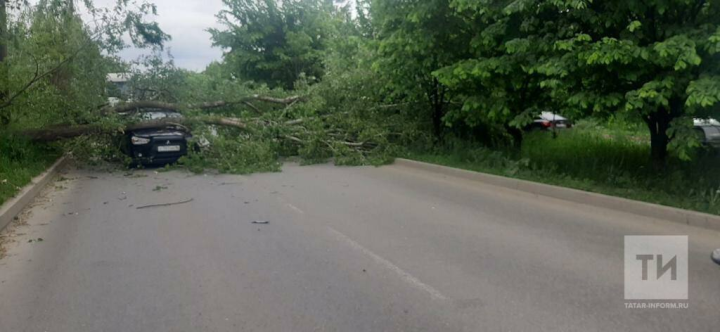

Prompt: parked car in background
xmin=695 ymin=118 xmax=720 ymax=148
xmin=526 ymin=112 xmax=573 ymax=131
xmin=121 ymin=110 xmax=192 ymax=166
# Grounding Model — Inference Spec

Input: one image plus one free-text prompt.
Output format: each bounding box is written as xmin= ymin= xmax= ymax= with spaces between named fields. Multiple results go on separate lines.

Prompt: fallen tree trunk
xmin=104 ymin=95 xmax=306 ymax=114
xmin=20 ymin=116 xmax=248 ymax=142
xmin=21 ymin=124 xmax=108 ymax=142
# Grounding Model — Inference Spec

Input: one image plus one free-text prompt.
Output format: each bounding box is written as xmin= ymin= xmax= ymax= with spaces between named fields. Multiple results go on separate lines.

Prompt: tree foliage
xmin=6 ymin=0 xmax=720 ymax=175
xmin=429 ymin=0 xmax=720 ymax=162
xmin=0 ymin=0 xmax=169 ymax=127
xmin=370 ymin=0 xmax=473 ymax=138
xmin=210 ymin=0 xmax=338 ymax=90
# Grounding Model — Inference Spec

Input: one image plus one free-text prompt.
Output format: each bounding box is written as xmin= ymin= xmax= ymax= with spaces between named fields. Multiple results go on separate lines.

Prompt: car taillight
xmin=542 ymin=121 xmax=552 ymax=128
xmin=131 ymin=136 xmax=151 ymax=145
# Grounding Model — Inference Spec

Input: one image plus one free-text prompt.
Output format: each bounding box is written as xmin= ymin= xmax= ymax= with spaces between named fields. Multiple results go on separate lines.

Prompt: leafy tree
xmin=210 ymin=0 xmax=337 ymax=90
xmin=434 ymin=1 xmax=556 ymax=147
xmin=0 ymin=0 xmax=169 ymax=126
xmin=370 ymin=0 xmax=473 ymax=139
xmin=508 ymin=0 xmax=720 ymax=163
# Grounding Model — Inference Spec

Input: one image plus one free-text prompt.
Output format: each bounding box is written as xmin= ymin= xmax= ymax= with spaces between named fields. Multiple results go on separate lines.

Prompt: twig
xmin=242 ymin=101 xmax=262 ymax=114
xmin=136 ymin=198 xmax=194 ymax=210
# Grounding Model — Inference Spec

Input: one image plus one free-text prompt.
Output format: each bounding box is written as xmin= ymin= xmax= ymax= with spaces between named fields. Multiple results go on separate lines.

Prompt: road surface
xmin=0 ymin=163 xmax=719 ymax=331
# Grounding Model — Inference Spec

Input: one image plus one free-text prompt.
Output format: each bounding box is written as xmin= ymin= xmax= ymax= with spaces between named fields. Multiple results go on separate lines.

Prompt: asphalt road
xmin=1 ymin=163 xmax=719 ymax=332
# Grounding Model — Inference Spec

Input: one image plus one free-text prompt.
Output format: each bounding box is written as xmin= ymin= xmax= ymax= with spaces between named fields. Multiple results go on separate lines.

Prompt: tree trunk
xmin=20 ymin=117 xmax=248 ymax=142
xmin=645 ymin=110 xmax=671 ymax=167
xmin=427 ymin=78 xmax=445 ymax=141
xmin=0 ymin=0 xmax=8 ymax=125
xmin=506 ymin=126 xmax=523 ymax=149
xmin=432 ymin=101 xmax=443 ymax=139
xmin=103 ymin=96 xmax=305 ymax=115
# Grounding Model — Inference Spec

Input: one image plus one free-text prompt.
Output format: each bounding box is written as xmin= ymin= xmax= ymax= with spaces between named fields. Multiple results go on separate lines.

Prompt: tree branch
xmin=0 ymin=36 xmax=96 ymax=110
xmin=103 ymin=95 xmax=307 ymax=114
xmin=19 ymin=116 xmax=248 ymax=142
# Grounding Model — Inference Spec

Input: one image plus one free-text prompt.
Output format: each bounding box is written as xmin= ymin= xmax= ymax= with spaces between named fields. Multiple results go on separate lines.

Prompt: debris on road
xmin=136 ymin=198 xmax=194 ymax=210
xmin=153 ymin=185 xmax=169 ymax=192
xmin=251 ymin=220 xmax=270 ymax=225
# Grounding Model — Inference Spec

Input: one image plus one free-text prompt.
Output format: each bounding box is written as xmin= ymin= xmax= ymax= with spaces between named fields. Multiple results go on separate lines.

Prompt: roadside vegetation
xmin=0 ymin=135 xmax=59 ymax=205
xmin=0 ymin=0 xmax=719 ymax=215
xmin=408 ymin=120 xmax=720 ymax=215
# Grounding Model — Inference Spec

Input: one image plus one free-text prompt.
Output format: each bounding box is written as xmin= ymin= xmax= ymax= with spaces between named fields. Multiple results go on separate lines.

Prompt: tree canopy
xmin=210 ymin=0 xmax=338 ymax=90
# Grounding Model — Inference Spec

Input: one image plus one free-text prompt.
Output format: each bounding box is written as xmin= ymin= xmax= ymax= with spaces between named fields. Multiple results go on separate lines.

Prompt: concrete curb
xmin=394 ymin=158 xmax=720 ymax=231
xmin=0 ymin=156 xmax=69 ymax=232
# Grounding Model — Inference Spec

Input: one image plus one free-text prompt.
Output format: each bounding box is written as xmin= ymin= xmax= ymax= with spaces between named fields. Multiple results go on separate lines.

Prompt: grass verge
xmin=405 ymin=121 xmax=720 ymax=216
xmin=0 ymin=135 xmax=61 ymax=206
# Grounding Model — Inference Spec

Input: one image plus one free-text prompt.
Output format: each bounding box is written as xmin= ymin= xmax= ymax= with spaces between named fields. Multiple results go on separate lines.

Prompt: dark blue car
xmin=122 ymin=110 xmax=192 ymax=166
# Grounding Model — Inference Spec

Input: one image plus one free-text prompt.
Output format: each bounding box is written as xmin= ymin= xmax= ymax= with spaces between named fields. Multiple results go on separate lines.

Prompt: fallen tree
xmin=22 ymin=95 xmax=300 ymax=141
xmin=103 ymin=95 xmax=306 ymax=114
xmin=20 ymin=116 xmax=249 ymax=142
xmin=14 ymin=93 xmax=402 ymax=172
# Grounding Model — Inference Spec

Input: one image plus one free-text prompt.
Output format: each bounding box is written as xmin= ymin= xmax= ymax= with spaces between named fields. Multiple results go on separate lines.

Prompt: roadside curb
xmin=394 ymin=158 xmax=720 ymax=231
xmin=0 ymin=156 xmax=69 ymax=232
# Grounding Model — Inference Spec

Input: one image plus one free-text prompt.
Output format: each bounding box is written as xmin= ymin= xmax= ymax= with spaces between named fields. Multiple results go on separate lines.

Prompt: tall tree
xmin=0 ymin=0 xmax=170 ymax=127
xmin=434 ymin=1 xmax=557 ymax=147
xmin=210 ymin=0 xmax=336 ymax=90
xmin=370 ymin=0 xmax=472 ymax=139
xmin=519 ymin=0 xmax=720 ymax=163
xmin=0 ymin=0 xmax=10 ymax=124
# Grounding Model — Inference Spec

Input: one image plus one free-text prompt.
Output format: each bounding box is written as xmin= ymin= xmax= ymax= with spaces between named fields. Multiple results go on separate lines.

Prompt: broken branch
xmin=19 ymin=116 xmax=248 ymax=141
xmin=103 ymin=95 xmax=307 ymax=114
xmin=136 ymin=198 xmax=194 ymax=210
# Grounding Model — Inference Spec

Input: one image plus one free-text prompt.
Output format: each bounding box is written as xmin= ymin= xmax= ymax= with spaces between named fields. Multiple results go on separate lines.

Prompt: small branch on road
xmin=136 ymin=198 xmax=194 ymax=210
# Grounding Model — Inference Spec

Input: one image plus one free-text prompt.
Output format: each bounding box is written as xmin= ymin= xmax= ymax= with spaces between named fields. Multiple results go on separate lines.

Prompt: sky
xmin=95 ymin=0 xmax=227 ymax=71
xmin=29 ymin=0 xmax=355 ymax=72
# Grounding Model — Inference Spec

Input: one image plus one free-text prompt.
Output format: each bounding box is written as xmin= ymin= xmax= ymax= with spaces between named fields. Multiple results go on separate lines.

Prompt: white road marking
xmin=327 ymin=227 xmax=447 ymax=301
xmin=286 ymin=204 xmax=305 ymax=214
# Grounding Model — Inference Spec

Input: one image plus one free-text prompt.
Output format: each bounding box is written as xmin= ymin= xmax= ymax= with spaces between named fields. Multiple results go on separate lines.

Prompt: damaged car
xmin=121 ymin=110 xmax=193 ymax=166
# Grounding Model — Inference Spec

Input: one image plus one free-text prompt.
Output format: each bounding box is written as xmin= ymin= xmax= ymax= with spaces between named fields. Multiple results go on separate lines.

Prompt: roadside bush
xmin=0 ymin=135 xmax=60 ymax=205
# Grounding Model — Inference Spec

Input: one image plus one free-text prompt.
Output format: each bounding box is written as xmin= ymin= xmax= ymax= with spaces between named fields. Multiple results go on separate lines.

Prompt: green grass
xmin=0 ymin=135 xmax=61 ymax=206
xmin=405 ymin=120 xmax=720 ymax=215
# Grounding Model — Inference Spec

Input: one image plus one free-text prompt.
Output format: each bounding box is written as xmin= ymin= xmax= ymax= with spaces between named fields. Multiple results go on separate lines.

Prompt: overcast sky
xmin=95 ymin=0 xmax=227 ymax=71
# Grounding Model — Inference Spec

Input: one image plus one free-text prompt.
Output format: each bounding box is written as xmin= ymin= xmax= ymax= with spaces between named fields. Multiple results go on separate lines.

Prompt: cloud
xmin=128 ymin=0 xmax=225 ymax=71
xmin=94 ymin=0 xmax=226 ymax=71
